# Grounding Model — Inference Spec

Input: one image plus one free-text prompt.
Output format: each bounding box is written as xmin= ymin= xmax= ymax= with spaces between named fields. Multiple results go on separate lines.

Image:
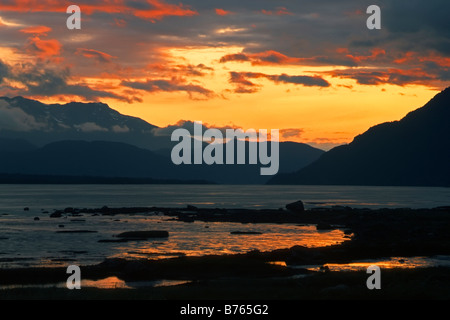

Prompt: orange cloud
xmin=261 ymin=7 xmax=293 ymax=16
xmin=133 ymin=0 xmax=197 ymax=21
xmin=215 ymin=8 xmax=233 ymax=16
xmin=26 ymin=36 xmax=61 ymax=59
xmin=220 ymin=49 xmax=360 ymax=67
xmin=76 ymin=48 xmax=116 ymax=63
xmin=220 ymin=50 xmax=302 ymax=66
xmin=336 ymin=47 xmax=386 ymax=64
xmin=251 ymin=51 xmax=301 ymax=65
xmin=327 ymin=67 xmax=436 ymax=87
xmin=393 ymin=51 xmax=416 ymax=64
xmin=0 ymin=0 xmax=197 ymax=21
xmin=0 ymin=0 xmax=69 ymax=13
xmin=228 ymin=71 xmax=330 ymax=94
xmin=20 ymin=25 xmax=52 ymax=35
xmin=280 ymin=128 xmax=304 ymax=140
xmin=121 ymin=77 xmax=214 ymax=100
xmin=422 ymin=55 xmax=450 ymax=68
xmin=113 ymin=18 xmax=127 ymax=28
xmin=144 ymin=63 xmax=213 ymax=77
xmin=393 ymin=51 xmax=450 ymax=68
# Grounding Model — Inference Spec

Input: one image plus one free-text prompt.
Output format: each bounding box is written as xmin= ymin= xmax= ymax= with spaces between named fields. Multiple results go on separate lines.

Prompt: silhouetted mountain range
xmin=268 ymin=87 xmax=450 ymax=187
xmin=0 ymin=97 xmax=325 ymax=184
xmin=0 ymin=96 xmax=168 ymax=150
xmin=8 ymin=88 xmax=448 ymax=187
xmin=0 ymin=139 xmax=323 ymax=184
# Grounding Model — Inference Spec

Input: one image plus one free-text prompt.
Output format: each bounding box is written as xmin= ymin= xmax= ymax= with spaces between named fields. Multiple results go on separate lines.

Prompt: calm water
xmin=0 ymin=184 xmax=448 ymax=212
xmin=0 ymin=184 xmax=449 ymax=269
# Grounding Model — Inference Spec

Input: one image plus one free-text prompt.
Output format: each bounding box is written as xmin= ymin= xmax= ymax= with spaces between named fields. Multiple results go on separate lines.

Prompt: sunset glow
xmin=0 ymin=1 xmax=448 ymax=150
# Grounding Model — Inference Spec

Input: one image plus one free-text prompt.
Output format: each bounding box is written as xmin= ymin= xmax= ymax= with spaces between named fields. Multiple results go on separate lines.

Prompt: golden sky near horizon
xmin=0 ymin=1 xmax=448 ymax=150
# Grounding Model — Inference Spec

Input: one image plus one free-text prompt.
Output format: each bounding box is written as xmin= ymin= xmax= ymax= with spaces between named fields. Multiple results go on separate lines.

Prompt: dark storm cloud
xmin=4 ymin=1 xmax=450 ymax=60
xmin=229 ymin=72 xmax=330 ymax=92
xmin=267 ymin=74 xmax=330 ymax=87
xmin=76 ymin=48 xmax=116 ymax=63
xmin=148 ymin=0 xmax=450 ymax=85
xmin=1 ymin=0 xmax=449 ymax=95
xmin=0 ymin=60 xmax=11 ymax=83
xmin=382 ymin=0 xmax=450 ymax=35
xmin=327 ymin=68 xmax=437 ymax=87
xmin=47 ymin=0 xmax=364 ymax=68
xmin=356 ymin=1 xmax=450 ymax=55
xmin=220 ymin=51 xmax=359 ymax=67
xmin=0 ymin=59 xmax=135 ymax=102
xmin=121 ymin=78 xmax=214 ymax=99
xmin=423 ymin=61 xmax=450 ymax=82
xmin=280 ymin=128 xmax=304 ymax=140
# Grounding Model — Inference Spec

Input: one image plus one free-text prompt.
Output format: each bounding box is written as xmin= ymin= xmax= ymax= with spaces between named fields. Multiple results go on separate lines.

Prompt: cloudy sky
xmin=0 ymin=0 xmax=449 ymax=149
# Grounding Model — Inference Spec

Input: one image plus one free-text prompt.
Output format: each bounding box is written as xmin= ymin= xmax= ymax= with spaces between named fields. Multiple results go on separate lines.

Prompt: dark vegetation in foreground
xmin=1 ymin=267 xmax=449 ymax=300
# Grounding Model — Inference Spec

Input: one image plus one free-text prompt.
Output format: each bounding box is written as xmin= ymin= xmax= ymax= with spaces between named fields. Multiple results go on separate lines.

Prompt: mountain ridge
xmin=0 ymin=96 xmax=166 ymax=150
xmin=268 ymin=87 xmax=450 ymax=187
xmin=0 ymin=138 xmax=324 ymax=184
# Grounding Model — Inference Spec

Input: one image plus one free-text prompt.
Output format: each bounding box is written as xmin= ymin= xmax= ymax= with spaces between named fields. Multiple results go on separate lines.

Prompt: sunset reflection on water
xmin=110 ymin=222 xmax=350 ymax=261
xmin=0 ymin=213 xmax=351 ymax=268
xmin=80 ymin=277 xmax=191 ymax=289
xmin=303 ymin=256 xmax=450 ymax=272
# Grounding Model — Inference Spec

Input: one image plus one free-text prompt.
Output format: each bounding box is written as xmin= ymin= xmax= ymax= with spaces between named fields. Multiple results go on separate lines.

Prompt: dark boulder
xmin=50 ymin=211 xmax=63 ymax=218
xmin=56 ymin=230 xmax=97 ymax=233
xmin=230 ymin=231 xmax=263 ymax=235
xmin=116 ymin=230 xmax=169 ymax=239
xmin=316 ymin=223 xmax=334 ymax=230
xmin=178 ymin=215 xmax=195 ymax=223
xmin=286 ymin=200 xmax=305 ymax=213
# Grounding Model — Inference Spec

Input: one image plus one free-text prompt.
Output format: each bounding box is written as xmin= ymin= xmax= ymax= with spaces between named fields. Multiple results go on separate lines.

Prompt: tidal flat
xmin=1 ymin=204 xmax=450 ymax=300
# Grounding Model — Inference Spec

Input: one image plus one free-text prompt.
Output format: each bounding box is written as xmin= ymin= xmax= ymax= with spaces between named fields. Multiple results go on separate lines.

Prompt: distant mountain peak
xmin=0 ymin=96 xmax=328 ymax=184
xmin=1 ymin=96 xmax=120 ymax=116
xmin=0 ymin=96 xmax=172 ymax=150
xmin=0 ymin=95 xmax=157 ymax=132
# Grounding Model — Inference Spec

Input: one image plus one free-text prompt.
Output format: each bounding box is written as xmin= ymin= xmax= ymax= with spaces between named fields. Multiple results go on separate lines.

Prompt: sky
xmin=0 ymin=0 xmax=449 ymax=150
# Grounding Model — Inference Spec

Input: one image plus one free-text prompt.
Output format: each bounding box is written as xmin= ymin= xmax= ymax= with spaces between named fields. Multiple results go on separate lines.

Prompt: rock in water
xmin=230 ymin=231 xmax=263 ymax=235
xmin=50 ymin=211 xmax=63 ymax=218
xmin=286 ymin=200 xmax=305 ymax=213
xmin=316 ymin=223 xmax=334 ymax=230
xmin=116 ymin=231 xmax=169 ymax=239
xmin=56 ymin=230 xmax=97 ymax=233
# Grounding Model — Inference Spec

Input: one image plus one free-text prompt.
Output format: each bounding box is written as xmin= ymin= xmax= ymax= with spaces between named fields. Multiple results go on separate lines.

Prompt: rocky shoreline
xmin=1 ymin=202 xmax=450 ymax=299
xmin=48 ymin=202 xmax=450 ymax=260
